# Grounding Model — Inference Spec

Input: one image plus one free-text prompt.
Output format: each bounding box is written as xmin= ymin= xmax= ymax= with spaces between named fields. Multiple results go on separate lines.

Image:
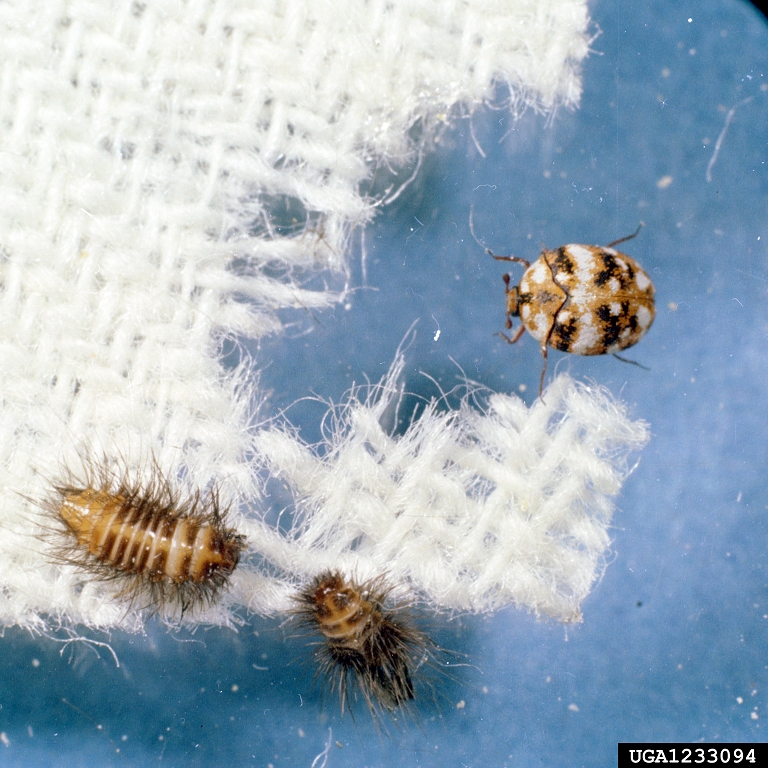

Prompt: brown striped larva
xmin=41 ymin=455 xmax=246 ymax=616
xmin=293 ymin=570 xmax=436 ymax=720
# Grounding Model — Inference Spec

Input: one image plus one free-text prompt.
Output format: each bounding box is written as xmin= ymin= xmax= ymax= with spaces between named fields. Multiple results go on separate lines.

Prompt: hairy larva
xmin=293 ymin=570 xmax=435 ymax=720
xmin=41 ymin=456 xmax=246 ymax=616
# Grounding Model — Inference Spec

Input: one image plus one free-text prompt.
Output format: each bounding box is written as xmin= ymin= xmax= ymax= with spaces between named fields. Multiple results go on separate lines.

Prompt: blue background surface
xmin=2 ymin=0 xmax=767 ymax=765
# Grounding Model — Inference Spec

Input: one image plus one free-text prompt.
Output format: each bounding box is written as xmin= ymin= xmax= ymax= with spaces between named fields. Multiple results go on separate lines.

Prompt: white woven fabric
xmin=241 ymin=362 xmax=650 ymax=622
xmin=0 ymin=0 xmax=598 ymax=630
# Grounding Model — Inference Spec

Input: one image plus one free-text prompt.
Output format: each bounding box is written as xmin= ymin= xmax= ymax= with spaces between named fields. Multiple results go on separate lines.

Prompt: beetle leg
xmin=606 ymin=223 xmax=643 ymax=249
xmin=501 ymin=274 xmax=513 ymax=328
xmin=487 ymin=248 xmax=530 ymax=268
xmin=613 ymin=353 xmax=650 ymax=371
xmin=496 ymin=325 xmax=526 ymax=345
xmin=538 ymin=346 xmax=548 ymax=399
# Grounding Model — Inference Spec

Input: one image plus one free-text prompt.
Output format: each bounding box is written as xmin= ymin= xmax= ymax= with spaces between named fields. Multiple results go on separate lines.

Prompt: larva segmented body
xmin=45 ymin=457 xmax=246 ymax=615
xmin=294 ymin=571 xmax=432 ymax=719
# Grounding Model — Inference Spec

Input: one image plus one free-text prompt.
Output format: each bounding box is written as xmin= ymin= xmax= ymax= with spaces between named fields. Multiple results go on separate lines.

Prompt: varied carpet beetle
xmin=41 ymin=455 xmax=247 ymax=616
xmin=292 ymin=570 xmax=435 ymax=721
xmin=488 ymin=226 xmax=655 ymax=394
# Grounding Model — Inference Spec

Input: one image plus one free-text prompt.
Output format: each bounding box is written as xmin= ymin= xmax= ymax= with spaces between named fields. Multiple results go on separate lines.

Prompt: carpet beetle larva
xmin=42 ymin=456 xmax=246 ymax=616
xmin=488 ymin=225 xmax=655 ymax=394
xmin=293 ymin=570 xmax=434 ymax=721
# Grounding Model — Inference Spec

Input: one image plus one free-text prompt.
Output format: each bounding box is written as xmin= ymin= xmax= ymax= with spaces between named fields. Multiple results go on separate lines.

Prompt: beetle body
xmin=512 ymin=243 xmax=655 ymax=355
xmin=490 ymin=228 xmax=655 ymax=393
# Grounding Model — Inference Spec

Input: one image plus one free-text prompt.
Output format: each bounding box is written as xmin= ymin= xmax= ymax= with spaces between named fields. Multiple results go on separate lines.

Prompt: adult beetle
xmin=488 ymin=226 xmax=655 ymax=395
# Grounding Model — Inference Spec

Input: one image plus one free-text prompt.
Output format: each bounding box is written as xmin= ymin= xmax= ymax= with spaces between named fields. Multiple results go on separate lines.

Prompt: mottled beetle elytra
xmin=488 ymin=225 xmax=655 ymax=395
